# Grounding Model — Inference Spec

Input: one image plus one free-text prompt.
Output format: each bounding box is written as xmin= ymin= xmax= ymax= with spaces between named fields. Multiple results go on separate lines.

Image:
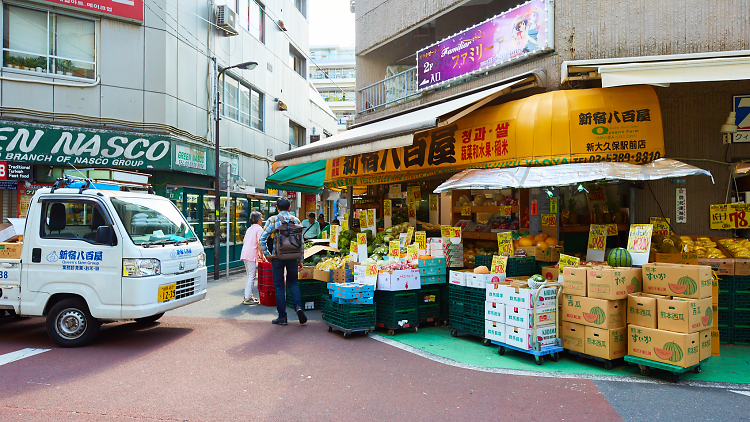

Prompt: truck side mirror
xmin=95 ymin=226 xmax=117 ymax=246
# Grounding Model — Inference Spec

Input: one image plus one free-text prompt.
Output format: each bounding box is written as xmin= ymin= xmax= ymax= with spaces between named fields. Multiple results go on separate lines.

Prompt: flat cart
xmin=567 ymin=350 xmax=624 ymax=370
xmin=624 ymin=355 xmax=711 ymax=383
xmin=325 ymin=321 xmax=374 ymax=339
xmin=376 ymin=322 xmax=419 ymax=336
xmin=490 ymin=281 xmax=564 ymax=365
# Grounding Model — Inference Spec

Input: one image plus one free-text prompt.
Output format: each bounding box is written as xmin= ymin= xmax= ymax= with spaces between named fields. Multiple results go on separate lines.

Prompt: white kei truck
xmin=0 ymin=170 xmax=207 ymax=347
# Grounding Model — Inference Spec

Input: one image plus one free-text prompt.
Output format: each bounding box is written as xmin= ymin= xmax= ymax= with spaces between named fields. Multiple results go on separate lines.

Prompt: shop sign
xmin=219 ymin=153 xmax=240 ymax=176
xmin=531 ymin=199 xmax=538 ymax=215
xmin=18 ymin=183 xmax=51 ymax=218
xmin=268 ymin=189 xmax=279 ymax=196
xmin=174 ymin=144 xmax=207 ymax=171
xmin=497 ymin=232 xmax=513 ymax=256
xmin=709 ymin=203 xmax=750 ymax=230
xmin=676 ymin=188 xmax=687 ymax=224
xmin=287 ymin=192 xmax=297 ymax=199
xmin=0 ymin=161 xmax=32 ymax=180
xmin=417 ymin=0 xmax=552 ymax=91
xmin=324 ymin=86 xmax=664 ymax=188
xmin=650 ymin=217 xmax=671 ymax=236
xmin=0 ymin=181 xmax=17 ymax=190
xmin=734 ymin=95 xmax=750 ymax=130
xmin=29 ymin=0 xmax=143 ymax=24
xmin=0 ymin=120 xmax=171 ymax=170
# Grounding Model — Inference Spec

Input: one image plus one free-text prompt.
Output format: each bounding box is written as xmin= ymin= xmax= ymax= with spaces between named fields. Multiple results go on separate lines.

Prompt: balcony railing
xmin=357 ymin=66 xmax=419 ymax=114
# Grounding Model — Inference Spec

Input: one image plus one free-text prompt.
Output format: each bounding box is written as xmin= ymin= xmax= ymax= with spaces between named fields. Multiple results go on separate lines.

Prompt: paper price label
xmin=558 ymin=254 xmax=581 ymax=275
xmin=588 ymin=225 xmax=607 ymax=251
xmin=429 ymin=194 xmax=438 ymax=211
xmin=491 ymin=255 xmax=508 ymax=274
xmin=497 ymin=232 xmax=513 ymax=256
xmin=359 ymin=212 xmax=367 ymax=228
xmin=562 ymin=210 xmax=570 ymax=219
xmin=650 ymin=217 xmax=670 ymax=235
xmin=407 ymin=244 xmax=418 ymax=260
xmin=408 ymin=186 xmax=422 ymax=201
xmin=500 ymin=205 xmax=512 ymax=217
xmin=541 ymin=214 xmax=557 ymax=226
xmin=531 ymin=199 xmax=538 ymax=216
xmin=550 ymin=197 xmax=558 ymax=214
xmin=450 ymin=226 xmax=461 ymax=239
xmin=408 ymin=201 xmax=416 ymax=218
xmin=607 ymin=224 xmax=618 ymax=236
xmin=384 ymin=200 xmax=392 ymax=217
xmin=389 ymin=240 xmax=401 ymax=257
xmin=352 ymin=242 xmax=358 ymax=253
xmin=322 ymin=230 xmax=329 ymax=239
xmin=627 ymin=224 xmax=653 ymax=254
xmin=357 ymin=233 xmax=367 ymax=246
xmin=367 ymin=208 xmax=376 ymax=227
xmin=366 ymin=264 xmax=378 ymax=277
xmin=416 ymin=231 xmax=427 ymax=249
xmin=341 ymin=219 xmax=349 ymax=231
xmin=441 ymin=225 xmax=451 ymax=237
xmin=406 ymin=227 xmax=414 ymax=245
xmin=461 ymin=205 xmax=472 ymax=216
xmin=330 ymin=225 xmax=339 ymax=245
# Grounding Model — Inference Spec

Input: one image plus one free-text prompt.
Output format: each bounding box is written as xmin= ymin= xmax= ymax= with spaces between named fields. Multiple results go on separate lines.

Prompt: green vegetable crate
xmin=417 ymin=285 xmax=444 ymax=324
xmin=374 ymin=290 xmax=419 ymax=335
xmin=322 ymin=295 xmax=376 ymax=337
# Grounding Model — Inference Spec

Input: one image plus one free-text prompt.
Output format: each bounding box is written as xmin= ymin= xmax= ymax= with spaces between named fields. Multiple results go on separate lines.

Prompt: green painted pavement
xmin=374 ymin=326 xmax=750 ymax=384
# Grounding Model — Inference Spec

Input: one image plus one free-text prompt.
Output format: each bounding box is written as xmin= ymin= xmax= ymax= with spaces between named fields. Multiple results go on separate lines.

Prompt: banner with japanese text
xmin=324 ymin=85 xmax=664 ymax=188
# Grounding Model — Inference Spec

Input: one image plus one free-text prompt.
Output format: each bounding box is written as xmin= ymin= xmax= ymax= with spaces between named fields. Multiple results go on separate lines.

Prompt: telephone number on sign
xmin=570 ymin=151 xmax=662 ymax=164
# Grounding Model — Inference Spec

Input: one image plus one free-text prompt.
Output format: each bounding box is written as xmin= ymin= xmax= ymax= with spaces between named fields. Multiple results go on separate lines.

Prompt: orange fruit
xmin=536 ymin=241 xmax=549 ymax=249
xmin=526 ymin=234 xmax=535 ymax=240
xmin=540 ymin=233 xmax=549 ymax=240
xmin=519 ymin=238 xmax=534 ymax=247
xmin=545 ymin=237 xmax=558 ymax=247
xmin=534 ymin=235 xmax=545 ymax=243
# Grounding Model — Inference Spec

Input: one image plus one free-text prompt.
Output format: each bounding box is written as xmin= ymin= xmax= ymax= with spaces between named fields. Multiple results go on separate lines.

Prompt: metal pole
xmin=226 ymin=165 xmax=231 ymax=279
xmin=214 ymin=69 xmax=224 ymax=280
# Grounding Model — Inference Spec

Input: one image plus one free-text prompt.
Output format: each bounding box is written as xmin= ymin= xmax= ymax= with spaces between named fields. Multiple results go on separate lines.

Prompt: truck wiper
xmin=142 ymin=239 xmax=177 ymax=248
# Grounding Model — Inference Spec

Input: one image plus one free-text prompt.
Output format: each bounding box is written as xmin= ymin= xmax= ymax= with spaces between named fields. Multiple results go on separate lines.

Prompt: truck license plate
xmin=158 ymin=284 xmax=176 ymax=302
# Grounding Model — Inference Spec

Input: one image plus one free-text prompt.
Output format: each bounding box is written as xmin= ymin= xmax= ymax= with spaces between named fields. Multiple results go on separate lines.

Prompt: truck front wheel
xmin=46 ymin=298 xmax=101 ymax=347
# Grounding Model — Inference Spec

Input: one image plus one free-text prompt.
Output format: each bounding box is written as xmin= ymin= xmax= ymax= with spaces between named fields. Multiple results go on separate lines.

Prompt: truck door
xmin=23 ymin=198 xmax=122 ymax=318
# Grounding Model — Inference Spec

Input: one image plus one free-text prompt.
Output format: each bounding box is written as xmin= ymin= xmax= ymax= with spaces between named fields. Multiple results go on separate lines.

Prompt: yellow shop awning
xmin=324 ymin=84 xmax=666 ymax=188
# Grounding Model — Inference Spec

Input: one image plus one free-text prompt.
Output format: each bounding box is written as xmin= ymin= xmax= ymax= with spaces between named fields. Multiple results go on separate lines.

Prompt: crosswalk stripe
xmin=730 ymin=390 xmax=750 ymax=397
xmin=0 ymin=348 xmax=50 ymax=366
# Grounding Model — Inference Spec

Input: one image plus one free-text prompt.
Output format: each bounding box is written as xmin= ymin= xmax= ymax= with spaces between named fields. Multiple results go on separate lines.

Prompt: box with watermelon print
xmin=641 ymin=263 xmax=712 ymax=299
xmin=561 ymin=322 xmax=585 ymax=353
xmin=562 ymin=294 xmax=626 ymax=329
xmin=656 ymin=297 xmax=713 ymax=334
xmin=585 ymin=326 xmax=627 ymax=360
xmin=627 ymin=325 xmax=700 ymax=368
xmin=587 ymin=267 xmax=642 ymax=300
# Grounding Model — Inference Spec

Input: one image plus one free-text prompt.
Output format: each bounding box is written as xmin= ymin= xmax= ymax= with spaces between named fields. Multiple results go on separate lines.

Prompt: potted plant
xmin=61 ymin=59 xmax=73 ymax=76
xmin=34 ymin=56 xmax=46 ymax=72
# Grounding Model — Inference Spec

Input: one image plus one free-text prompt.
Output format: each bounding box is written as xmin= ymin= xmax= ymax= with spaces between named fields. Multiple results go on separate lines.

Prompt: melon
xmin=534 ymin=235 xmax=545 ymax=243
xmin=545 ymin=237 xmax=558 ymax=247
xmin=474 ymin=266 xmax=490 ymax=274
xmin=653 ymin=347 xmax=674 ymax=360
xmin=474 ymin=195 xmax=486 ymax=206
xmin=668 ymin=283 xmax=688 ymax=294
xmin=663 ymin=342 xmax=683 ymax=363
xmin=677 ymin=276 xmax=698 ymax=296
xmin=536 ymin=241 xmax=549 ymax=250
xmin=583 ymin=306 xmax=606 ymax=325
xmin=627 ymin=276 xmax=640 ymax=294
xmin=519 ymin=238 xmax=534 ymax=247
xmin=702 ymin=306 xmax=713 ymax=327
xmin=607 ymin=248 xmax=633 ymax=267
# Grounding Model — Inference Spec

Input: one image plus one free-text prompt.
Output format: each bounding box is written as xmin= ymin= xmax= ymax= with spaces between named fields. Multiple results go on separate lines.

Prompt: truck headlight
xmin=197 ymin=252 xmax=206 ymax=268
xmin=123 ymin=259 xmax=161 ymax=277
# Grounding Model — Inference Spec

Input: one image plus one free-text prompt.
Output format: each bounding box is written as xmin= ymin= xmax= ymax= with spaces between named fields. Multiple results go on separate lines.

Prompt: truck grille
xmin=175 ymin=278 xmax=196 ymax=300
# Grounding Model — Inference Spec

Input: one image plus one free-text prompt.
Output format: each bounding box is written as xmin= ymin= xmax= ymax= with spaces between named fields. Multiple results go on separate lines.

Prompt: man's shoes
xmin=296 ymin=308 xmax=307 ymax=325
xmin=272 ymin=317 xmax=288 ymax=325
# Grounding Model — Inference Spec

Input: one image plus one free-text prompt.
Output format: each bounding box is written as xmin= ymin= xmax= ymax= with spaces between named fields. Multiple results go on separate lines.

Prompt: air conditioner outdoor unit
xmin=216 ymin=5 xmax=238 ymax=36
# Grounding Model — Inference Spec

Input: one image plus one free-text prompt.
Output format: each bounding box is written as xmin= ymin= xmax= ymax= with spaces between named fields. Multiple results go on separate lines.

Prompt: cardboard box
xmin=585 ymin=326 xmax=627 ymax=360
xmin=562 ymin=294 xmax=626 ymax=329
xmin=563 ymin=266 xmax=588 ymax=296
xmin=505 ymin=324 xmax=558 ymax=350
xmin=486 ymin=281 xmax=510 ymax=302
xmin=711 ymin=328 xmax=721 ymax=356
xmin=627 ymin=293 xmax=662 ymax=328
xmin=735 ymin=260 xmax=750 ymax=276
xmin=504 ymin=284 xmax=557 ymax=310
xmin=541 ymin=266 xmax=558 ymax=281
xmin=298 ymin=266 xmax=315 ymax=280
xmin=627 ymin=325 xmax=700 ymax=368
xmin=449 ymin=269 xmax=471 ymax=286
xmin=698 ymin=258 xmax=734 ymax=276
xmin=649 ymin=251 xmax=699 ymax=265
xmin=485 ymin=301 xmax=506 ymax=323
xmin=0 ymin=242 xmax=22 ymax=259
xmin=467 ymin=273 xmax=505 ymax=289
xmin=657 ymin=297 xmax=713 ymax=334
xmin=505 ymin=304 xmax=556 ymax=329
xmin=641 ymin=263 xmax=712 ymax=299
xmin=0 ymin=220 xmax=24 ymax=242
xmin=561 ymin=322 xmax=585 ymax=353
xmin=587 ymin=267 xmax=642 ymax=300
xmin=314 ymin=268 xmax=330 ymax=281
xmin=485 ymin=320 xmax=506 ymax=343
xmin=330 ymin=268 xmax=348 ymax=283
xmin=699 ymin=329 xmax=712 ymax=361
xmin=536 ymin=246 xmax=564 ymax=262
xmin=376 ymin=269 xmax=421 ymax=291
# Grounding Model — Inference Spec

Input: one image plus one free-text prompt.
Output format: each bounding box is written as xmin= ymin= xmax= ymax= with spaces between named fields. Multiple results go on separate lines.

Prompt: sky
xmin=308 ymin=0 xmax=355 ymax=47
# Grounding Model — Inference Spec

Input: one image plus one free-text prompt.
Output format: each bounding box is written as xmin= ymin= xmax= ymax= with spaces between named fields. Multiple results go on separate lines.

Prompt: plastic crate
xmin=717 ymin=275 xmax=734 ymax=293
xmin=376 ymin=308 xmax=418 ymax=328
xmin=418 ymin=304 xmax=441 ymax=322
xmin=718 ymin=290 xmax=732 ymax=310
xmin=507 ymin=256 xmax=537 ymax=277
xmin=259 ymin=290 xmax=276 ymax=307
xmin=258 ymin=283 xmax=276 ymax=293
xmin=733 ymin=275 xmax=750 ymax=293
xmin=322 ymin=296 xmax=376 ymax=329
xmin=374 ymin=291 xmax=418 ymax=312
xmin=448 ymin=312 xmax=484 ymax=335
xmin=718 ymin=306 xmax=732 ymax=326
xmin=474 ymin=255 xmax=493 ymax=268
xmin=418 ymin=286 xmax=442 ymax=306
xmin=733 ymin=326 xmax=750 ymax=345
xmin=734 ymin=291 xmax=750 ymax=309
xmin=718 ymin=325 xmax=732 ymax=344
xmin=448 ymin=284 xmax=485 ymax=303
xmin=733 ymin=308 xmax=750 ymax=328
xmin=295 ymin=280 xmax=322 ymax=296
xmin=285 ymin=293 xmax=321 ymax=310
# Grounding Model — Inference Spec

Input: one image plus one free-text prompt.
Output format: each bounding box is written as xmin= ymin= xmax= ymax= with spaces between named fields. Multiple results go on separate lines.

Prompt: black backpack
xmin=273 ymin=214 xmax=304 ymax=260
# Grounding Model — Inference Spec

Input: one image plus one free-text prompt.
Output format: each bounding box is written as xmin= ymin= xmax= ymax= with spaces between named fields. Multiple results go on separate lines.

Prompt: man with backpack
xmin=259 ymin=197 xmax=307 ymax=326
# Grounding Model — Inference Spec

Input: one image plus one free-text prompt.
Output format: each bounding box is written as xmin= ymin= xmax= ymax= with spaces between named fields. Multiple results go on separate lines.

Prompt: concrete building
xmin=309 ymin=45 xmax=356 ymax=132
xmin=0 ymin=0 xmax=335 ymax=271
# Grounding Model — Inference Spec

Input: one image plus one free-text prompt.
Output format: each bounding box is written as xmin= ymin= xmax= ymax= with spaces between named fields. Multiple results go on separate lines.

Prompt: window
xmin=40 ymin=200 xmax=113 ymax=244
xmin=295 ymin=0 xmax=306 ymax=18
xmin=289 ymin=45 xmax=306 ymax=78
xmin=2 ymin=4 xmax=96 ymax=79
xmin=289 ymin=121 xmax=304 ymax=147
xmin=222 ymin=72 xmax=264 ymax=131
xmin=238 ymin=0 xmax=264 ymax=42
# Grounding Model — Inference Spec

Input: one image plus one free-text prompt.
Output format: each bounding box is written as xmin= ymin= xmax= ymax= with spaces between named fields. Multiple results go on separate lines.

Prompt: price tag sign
xmin=562 ymin=210 xmax=570 ymax=219
xmin=341 ymin=219 xmax=349 ymax=231
xmin=384 ymin=200 xmax=392 ymax=217
xmin=541 ymin=214 xmax=557 ymax=226
xmin=330 ymin=225 xmax=339 ymax=247
xmin=649 ymin=217 xmax=670 ymax=235
xmin=416 ymin=231 xmax=427 ymax=249
xmin=429 ymin=194 xmax=438 ymax=211
xmin=408 ymin=186 xmax=422 ymax=201
xmin=607 ymin=224 xmax=618 ymax=236
xmin=531 ymin=199 xmax=538 ymax=216
xmin=367 ymin=208 xmax=376 ymax=227
xmin=357 ymin=233 xmax=367 ymax=247
xmin=627 ymin=224 xmax=653 ymax=265
xmin=406 ymin=227 xmax=414 ymax=245
xmin=359 ymin=212 xmax=367 ymax=228
xmin=322 ymin=230 xmax=329 ymax=239
xmin=587 ymin=185 xmax=606 ymax=202
xmin=450 ymin=226 xmax=461 ymax=239
xmin=389 ymin=184 xmax=401 ymax=197
xmin=588 ymin=225 xmax=607 ymax=251
xmin=500 ymin=205 xmax=512 ymax=217
xmin=491 ymin=255 xmax=508 ymax=274
xmin=407 ymin=244 xmax=418 ymax=260
xmin=461 ymin=205 xmax=472 ymax=216
xmin=550 ymin=197 xmax=558 ymax=214
xmin=558 ymin=254 xmax=581 ymax=275
xmin=441 ymin=225 xmax=451 ymax=237
xmin=366 ymin=264 xmax=378 ymax=277
xmin=601 ymin=205 xmax=610 ymax=214
xmin=389 ymin=240 xmax=401 ymax=257
xmin=408 ymin=201 xmax=416 ymax=218
xmin=352 ymin=242 xmax=358 ymax=254
xmin=497 ymin=232 xmax=513 ymax=256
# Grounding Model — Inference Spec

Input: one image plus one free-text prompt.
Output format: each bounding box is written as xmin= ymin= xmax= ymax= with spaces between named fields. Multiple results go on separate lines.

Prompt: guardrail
xmin=357 ymin=67 xmax=420 ymax=114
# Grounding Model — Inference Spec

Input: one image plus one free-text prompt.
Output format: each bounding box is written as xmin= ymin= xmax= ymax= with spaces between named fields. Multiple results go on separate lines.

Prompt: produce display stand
xmin=624 ymin=355 xmax=711 ymax=383
xmin=325 ymin=321 xmax=374 ymax=339
xmin=491 ymin=281 xmax=564 ymax=365
xmin=566 ymin=350 xmax=624 ymax=370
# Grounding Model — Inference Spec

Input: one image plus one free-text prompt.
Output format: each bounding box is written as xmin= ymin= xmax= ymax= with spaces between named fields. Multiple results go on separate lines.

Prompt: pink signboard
xmin=31 ymin=0 xmax=143 ymax=23
xmin=417 ymin=0 xmax=553 ymax=91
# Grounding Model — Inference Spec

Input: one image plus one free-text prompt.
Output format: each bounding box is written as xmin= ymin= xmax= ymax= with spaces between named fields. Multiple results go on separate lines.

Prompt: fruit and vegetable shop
xmin=267 ymin=82 xmax=749 ymax=379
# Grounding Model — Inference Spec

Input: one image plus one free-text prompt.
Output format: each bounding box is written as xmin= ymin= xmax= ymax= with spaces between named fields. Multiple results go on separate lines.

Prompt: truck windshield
xmin=111 ymin=197 xmax=197 ymax=246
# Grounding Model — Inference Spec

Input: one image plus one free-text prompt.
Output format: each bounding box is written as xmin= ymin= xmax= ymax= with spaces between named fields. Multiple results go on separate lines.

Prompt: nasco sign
xmin=0 ymin=121 xmax=171 ymax=170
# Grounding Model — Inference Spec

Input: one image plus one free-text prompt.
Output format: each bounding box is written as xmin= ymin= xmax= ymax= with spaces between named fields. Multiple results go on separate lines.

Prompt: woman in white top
xmin=240 ymin=212 xmax=265 ymax=305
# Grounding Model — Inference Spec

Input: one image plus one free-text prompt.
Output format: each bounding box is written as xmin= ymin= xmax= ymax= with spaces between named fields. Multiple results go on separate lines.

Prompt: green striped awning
xmin=265 ymin=160 xmax=326 ymax=194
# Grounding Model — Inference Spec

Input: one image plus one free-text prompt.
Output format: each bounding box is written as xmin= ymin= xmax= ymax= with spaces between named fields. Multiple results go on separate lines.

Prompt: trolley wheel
xmin=550 ymin=352 xmax=560 ymax=362
xmin=443 ymin=320 xmax=450 ymax=326
xmin=498 ymin=346 xmax=505 ymax=356
xmin=670 ymin=373 xmax=681 ymax=383
xmin=482 ymin=338 xmax=491 ymax=346
xmin=328 ymin=326 xmax=333 ymax=332
xmin=364 ymin=331 xmax=370 ymax=336
xmin=412 ymin=327 xmax=418 ymax=333
xmin=639 ymin=365 xmax=651 ymax=376
xmin=450 ymin=330 xmax=458 ymax=337
xmin=604 ymin=361 xmax=614 ymax=370
xmin=387 ymin=329 xmax=395 ymax=336
xmin=343 ymin=332 xmax=350 ymax=339
xmin=694 ymin=365 xmax=702 ymax=374
xmin=535 ymin=355 xmax=544 ymax=365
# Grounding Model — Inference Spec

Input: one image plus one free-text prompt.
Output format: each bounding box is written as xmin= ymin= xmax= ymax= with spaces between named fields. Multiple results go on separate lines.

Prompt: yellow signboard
xmin=500 ymin=205 xmax=512 ymax=217
xmin=406 ymin=227 xmax=414 ymax=245
xmin=359 ymin=212 xmax=367 ymax=228
xmin=541 ymin=214 xmax=557 ymax=227
xmin=441 ymin=225 xmax=451 ymax=237
xmin=367 ymin=208 xmax=376 ymax=227
xmin=416 ymin=231 xmax=427 ymax=249
xmin=408 ymin=201 xmax=416 ymax=218
xmin=384 ymin=199 xmax=391 ymax=217
xmin=710 ymin=204 xmax=750 ymax=230
xmin=389 ymin=240 xmax=400 ymax=257
xmin=558 ymin=254 xmax=581 ymax=275
xmin=429 ymin=194 xmax=438 ymax=211
xmin=650 ymin=217 xmax=671 ymax=235
xmin=588 ymin=224 xmax=607 ymax=251
xmin=491 ymin=255 xmax=508 ymax=274
xmin=450 ymin=227 xmax=461 ymax=240
xmin=627 ymin=224 xmax=653 ymax=254
xmin=461 ymin=205 xmax=472 ymax=216
xmin=497 ymin=232 xmax=513 ymax=256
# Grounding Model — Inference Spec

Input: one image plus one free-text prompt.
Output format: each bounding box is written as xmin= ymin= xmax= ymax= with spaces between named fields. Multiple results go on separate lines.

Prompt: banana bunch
xmin=682 ymin=236 xmax=726 ymax=258
xmin=314 ymin=255 xmax=354 ymax=270
xmin=717 ymin=238 xmax=750 ymax=259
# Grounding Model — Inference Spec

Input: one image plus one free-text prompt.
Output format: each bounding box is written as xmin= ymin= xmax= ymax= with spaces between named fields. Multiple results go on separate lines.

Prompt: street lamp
xmin=214 ymin=61 xmax=257 ymax=280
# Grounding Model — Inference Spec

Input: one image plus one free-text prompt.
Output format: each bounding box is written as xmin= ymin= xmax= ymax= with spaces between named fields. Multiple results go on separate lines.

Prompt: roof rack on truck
xmin=51 ymin=168 xmax=154 ymax=194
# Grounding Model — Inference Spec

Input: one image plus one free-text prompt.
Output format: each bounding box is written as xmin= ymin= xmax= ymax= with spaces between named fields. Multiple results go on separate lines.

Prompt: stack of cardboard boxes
xmin=0 ymin=221 xmax=23 ymax=259
xmin=429 ymin=238 xmax=462 ymax=268
xmin=561 ymin=265 xmax=640 ymax=361
xmin=627 ymin=263 xmax=713 ymax=368
xmin=484 ymin=279 xmax=558 ymax=349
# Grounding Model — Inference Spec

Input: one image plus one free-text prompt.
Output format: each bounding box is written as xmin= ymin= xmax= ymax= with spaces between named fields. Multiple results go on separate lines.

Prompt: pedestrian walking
xmin=259 ymin=198 xmax=307 ymax=326
xmin=240 ymin=212 xmax=265 ymax=305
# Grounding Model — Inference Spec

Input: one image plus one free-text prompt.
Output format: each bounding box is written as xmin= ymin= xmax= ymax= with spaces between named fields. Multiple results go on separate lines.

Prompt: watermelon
xmin=702 ymin=306 xmax=713 ymax=327
xmin=676 ymin=276 xmax=698 ymax=296
xmin=607 ymin=248 xmax=632 ymax=267
xmin=627 ymin=276 xmax=640 ymax=294
xmin=653 ymin=347 xmax=673 ymax=360
xmin=663 ymin=341 xmax=683 ymax=363
xmin=583 ymin=306 xmax=606 ymax=325
xmin=669 ymin=283 xmax=688 ymax=294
